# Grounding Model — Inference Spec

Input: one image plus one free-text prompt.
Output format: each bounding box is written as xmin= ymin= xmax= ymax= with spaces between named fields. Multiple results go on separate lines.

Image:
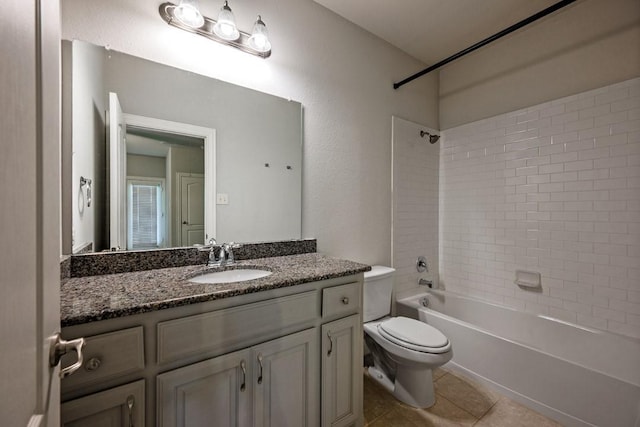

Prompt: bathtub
xmin=397 ymin=290 xmax=640 ymax=427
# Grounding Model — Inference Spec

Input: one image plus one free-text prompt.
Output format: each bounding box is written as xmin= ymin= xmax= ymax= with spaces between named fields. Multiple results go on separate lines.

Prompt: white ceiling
xmin=313 ymin=0 xmax=561 ymax=65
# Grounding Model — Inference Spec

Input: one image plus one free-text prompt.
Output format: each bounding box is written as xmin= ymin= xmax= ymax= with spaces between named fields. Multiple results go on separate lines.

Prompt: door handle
xmin=327 ymin=331 xmax=333 ymax=357
xmin=49 ymin=332 xmax=86 ymax=378
xmin=182 ymin=221 xmax=188 ymax=224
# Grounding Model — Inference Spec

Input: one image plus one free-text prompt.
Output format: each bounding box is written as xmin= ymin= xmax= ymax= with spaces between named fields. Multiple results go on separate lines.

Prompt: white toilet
xmin=363 ymin=266 xmax=452 ymax=408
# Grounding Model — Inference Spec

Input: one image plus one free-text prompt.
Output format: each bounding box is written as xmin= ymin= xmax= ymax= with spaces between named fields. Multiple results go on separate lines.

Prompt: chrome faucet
xmin=199 ymin=238 xmax=222 ymax=267
xmin=418 ymin=278 xmax=434 ymax=288
xmin=221 ymin=242 xmax=241 ymax=265
xmin=198 ymin=238 xmax=242 ymax=267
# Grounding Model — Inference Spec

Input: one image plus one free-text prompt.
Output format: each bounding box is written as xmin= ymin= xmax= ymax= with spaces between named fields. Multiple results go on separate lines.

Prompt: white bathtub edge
xmin=444 ymin=362 xmax=597 ymax=427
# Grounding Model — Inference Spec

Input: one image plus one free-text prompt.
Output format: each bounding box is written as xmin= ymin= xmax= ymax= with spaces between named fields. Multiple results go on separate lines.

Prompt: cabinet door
xmin=321 ymin=315 xmax=362 ymax=427
xmin=61 ymin=379 xmax=145 ymax=427
xmin=253 ymin=328 xmax=318 ymax=427
xmin=156 ymin=349 xmax=251 ymax=427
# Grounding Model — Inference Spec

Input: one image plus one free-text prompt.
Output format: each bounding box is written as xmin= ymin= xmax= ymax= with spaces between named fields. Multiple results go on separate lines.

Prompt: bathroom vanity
xmin=59 ymin=251 xmax=368 ymax=427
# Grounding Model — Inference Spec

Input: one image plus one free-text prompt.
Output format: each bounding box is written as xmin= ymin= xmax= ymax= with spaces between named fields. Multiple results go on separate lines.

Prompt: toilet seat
xmin=378 ymin=317 xmax=451 ymax=354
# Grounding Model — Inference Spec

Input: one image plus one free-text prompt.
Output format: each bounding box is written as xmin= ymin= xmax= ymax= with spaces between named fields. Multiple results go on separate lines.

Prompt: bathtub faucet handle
xmin=416 ymin=256 xmax=428 ymax=273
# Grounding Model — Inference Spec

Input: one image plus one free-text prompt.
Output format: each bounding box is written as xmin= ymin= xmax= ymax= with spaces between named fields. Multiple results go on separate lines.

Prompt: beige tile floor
xmin=364 ymin=366 xmax=563 ymax=426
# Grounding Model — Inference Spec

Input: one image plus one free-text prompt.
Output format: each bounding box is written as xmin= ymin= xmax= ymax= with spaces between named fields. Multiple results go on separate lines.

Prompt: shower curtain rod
xmin=393 ymin=0 xmax=578 ymax=90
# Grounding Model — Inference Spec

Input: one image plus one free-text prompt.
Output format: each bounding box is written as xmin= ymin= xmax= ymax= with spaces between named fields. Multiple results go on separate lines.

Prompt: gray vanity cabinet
xmin=321 ymin=315 xmax=361 ymax=427
xmin=61 ymin=273 xmax=364 ymax=427
xmin=156 ymin=348 xmax=251 ymax=426
xmin=252 ymin=328 xmax=318 ymax=427
xmin=61 ymin=379 xmax=145 ymax=426
xmin=157 ymin=327 xmax=318 ymax=427
xmin=320 ymin=281 xmax=362 ymax=427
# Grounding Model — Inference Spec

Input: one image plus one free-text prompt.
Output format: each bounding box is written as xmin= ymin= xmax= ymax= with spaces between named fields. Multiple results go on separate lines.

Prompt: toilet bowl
xmin=363 ymin=266 xmax=452 ymax=408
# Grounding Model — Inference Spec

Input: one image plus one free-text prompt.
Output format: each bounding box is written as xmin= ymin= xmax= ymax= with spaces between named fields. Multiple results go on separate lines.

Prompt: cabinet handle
xmin=126 ymin=394 xmax=135 ymax=427
xmin=341 ymin=297 xmax=349 ymax=305
xmin=240 ymin=360 xmax=246 ymax=392
xmin=327 ymin=331 xmax=333 ymax=357
xmin=257 ymin=353 xmax=263 ymax=385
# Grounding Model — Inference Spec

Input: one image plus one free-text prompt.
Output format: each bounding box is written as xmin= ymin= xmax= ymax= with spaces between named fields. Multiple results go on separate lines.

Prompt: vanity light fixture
xmin=213 ymin=1 xmax=240 ymax=41
xmin=159 ymin=1 xmax=272 ymax=58
xmin=248 ymin=15 xmax=271 ymax=53
xmin=174 ymin=0 xmax=205 ymax=28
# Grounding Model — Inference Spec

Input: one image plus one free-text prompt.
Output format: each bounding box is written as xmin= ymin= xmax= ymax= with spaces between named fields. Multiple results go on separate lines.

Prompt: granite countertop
xmin=61 ymin=253 xmax=370 ymax=327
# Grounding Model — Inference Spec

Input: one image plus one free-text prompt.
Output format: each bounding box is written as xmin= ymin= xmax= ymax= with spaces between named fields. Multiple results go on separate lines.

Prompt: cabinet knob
xmin=85 ymin=357 xmax=101 ymax=372
xmin=341 ymin=297 xmax=349 ymax=305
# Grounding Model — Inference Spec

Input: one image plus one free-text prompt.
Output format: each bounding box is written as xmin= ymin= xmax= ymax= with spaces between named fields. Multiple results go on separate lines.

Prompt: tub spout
xmin=418 ymin=278 xmax=433 ymax=288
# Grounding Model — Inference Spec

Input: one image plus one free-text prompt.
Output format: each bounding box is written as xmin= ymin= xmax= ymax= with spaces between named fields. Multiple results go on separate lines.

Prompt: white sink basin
xmin=189 ymin=269 xmax=272 ymax=284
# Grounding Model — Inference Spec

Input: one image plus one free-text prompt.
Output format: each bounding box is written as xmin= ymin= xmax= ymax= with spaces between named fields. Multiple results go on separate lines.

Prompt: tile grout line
xmin=471 ymin=397 xmax=501 ymax=426
xmin=433 ymin=391 xmax=480 ymax=424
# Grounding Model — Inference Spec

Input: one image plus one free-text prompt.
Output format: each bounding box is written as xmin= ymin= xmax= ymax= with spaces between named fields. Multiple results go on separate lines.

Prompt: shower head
xmin=420 ymin=130 xmax=440 ymax=144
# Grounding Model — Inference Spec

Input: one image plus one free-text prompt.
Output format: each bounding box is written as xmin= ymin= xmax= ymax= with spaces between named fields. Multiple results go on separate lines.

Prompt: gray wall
xmin=127 ymin=154 xmax=166 ymax=178
xmin=439 ymin=0 xmax=640 ymax=129
xmin=69 ymin=40 xmax=108 ymax=253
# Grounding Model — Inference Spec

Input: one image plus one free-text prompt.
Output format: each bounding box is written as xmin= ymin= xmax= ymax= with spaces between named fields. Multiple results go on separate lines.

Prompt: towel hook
xmin=80 ymin=176 xmax=92 ymax=207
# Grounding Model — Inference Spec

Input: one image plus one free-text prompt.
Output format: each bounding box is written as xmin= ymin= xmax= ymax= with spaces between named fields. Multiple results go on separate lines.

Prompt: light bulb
xmin=248 ymin=15 xmax=271 ymax=53
xmin=213 ymin=1 xmax=240 ymax=41
xmin=174 ymin=0 xmax=204 ymax=28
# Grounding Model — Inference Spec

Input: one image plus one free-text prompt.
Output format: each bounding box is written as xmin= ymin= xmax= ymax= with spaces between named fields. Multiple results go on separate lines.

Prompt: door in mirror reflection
xmin=106 ymin=93 xmax=214 ymax=251
xmin=177 ymin=173 xmax=205 ymax=246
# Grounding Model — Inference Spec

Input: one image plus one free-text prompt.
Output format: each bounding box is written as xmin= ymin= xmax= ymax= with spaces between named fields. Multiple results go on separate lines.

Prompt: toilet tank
xmin=363 ymin=266 xmax=396 ymax=322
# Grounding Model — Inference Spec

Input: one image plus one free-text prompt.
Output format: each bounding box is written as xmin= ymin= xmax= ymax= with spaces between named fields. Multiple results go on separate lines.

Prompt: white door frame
xmin=2 ymin=0 xmax=62 ymax=425
xmin=122 ymin=113 xmax=216 ymax=245
xmin=108 ymin=92 xmax=127 ymax=250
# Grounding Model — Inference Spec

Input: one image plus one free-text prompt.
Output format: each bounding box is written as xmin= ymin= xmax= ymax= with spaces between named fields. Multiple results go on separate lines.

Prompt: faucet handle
xmin=197 ymin=238 xmax=218 ymax=251
xmin=224 ymin=242 xmax=242 ymax=264
xmin=227 ymin=242 xmax=242 ymax=251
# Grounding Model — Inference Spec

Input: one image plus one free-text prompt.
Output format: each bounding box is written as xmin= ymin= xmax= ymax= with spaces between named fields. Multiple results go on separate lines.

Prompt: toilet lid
xmin=378 ymin=317 xmax=450 ymax=354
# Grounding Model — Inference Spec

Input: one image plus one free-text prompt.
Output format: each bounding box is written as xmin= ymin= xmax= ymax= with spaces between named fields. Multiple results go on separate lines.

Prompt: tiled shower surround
xmin=440 ymin=77 xmax=640 ymax=339
xmin=392 ymin=117 xmax=440 ymax=297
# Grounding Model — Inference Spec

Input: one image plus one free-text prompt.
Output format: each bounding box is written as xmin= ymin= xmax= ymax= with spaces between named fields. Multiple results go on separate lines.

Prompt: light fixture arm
xmin=159 ymin=2 xmax=271 ymax=58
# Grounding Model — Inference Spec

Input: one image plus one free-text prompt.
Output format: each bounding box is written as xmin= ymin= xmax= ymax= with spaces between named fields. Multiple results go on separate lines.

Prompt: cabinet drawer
xmin=62 ymin=379 xmax=145 ymax=426
xmin=322 ymin=282 xmax=360 ymax=318
xmin=61 ymin=326 xmax=145 ymax=391
xmin=157 ymin=290 xmax=317 ymax=365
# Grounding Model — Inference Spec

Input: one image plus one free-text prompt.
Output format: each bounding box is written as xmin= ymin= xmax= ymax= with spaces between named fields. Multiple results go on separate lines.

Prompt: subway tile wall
xmin=440 ymin=77 xmax=640 ymax=339
xmin=392 ymin=117 xmax=440 ymax=299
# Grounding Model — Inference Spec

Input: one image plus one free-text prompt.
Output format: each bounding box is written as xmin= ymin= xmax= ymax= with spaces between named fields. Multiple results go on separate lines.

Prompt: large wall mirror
xmin=62 ymin=40 xmax=302 ymax=254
